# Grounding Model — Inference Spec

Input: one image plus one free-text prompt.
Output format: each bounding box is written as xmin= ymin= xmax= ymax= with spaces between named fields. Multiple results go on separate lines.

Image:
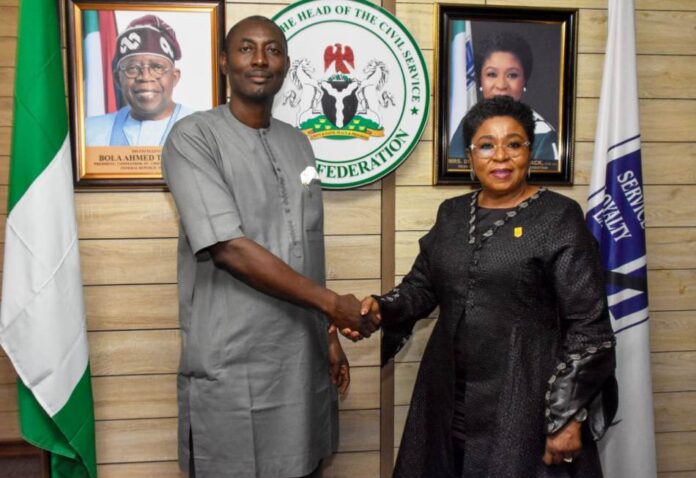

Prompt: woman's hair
xmin=474 ymin=32 xmax=534 ymax=83
xmin=462 ymin=96 xmax=535 ymax=152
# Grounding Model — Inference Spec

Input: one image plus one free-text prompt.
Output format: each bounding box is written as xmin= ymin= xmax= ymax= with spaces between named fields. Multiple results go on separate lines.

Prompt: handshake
xmin=325 ymin=293 xmax=382 ymax=341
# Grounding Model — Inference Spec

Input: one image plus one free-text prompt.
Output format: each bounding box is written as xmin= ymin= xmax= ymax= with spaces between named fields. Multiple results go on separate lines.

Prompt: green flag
xmin=0 ymin=0 xmax=97 ymax=476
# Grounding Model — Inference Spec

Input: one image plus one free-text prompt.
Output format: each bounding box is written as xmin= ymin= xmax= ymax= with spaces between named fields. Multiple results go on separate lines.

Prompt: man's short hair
xmin=224 ymin=16 xmax=288 ymax=54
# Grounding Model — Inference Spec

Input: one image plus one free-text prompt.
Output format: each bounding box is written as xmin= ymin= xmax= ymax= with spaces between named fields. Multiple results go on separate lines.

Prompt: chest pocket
xmin=302 ymin=181 xmax=323 ymax=234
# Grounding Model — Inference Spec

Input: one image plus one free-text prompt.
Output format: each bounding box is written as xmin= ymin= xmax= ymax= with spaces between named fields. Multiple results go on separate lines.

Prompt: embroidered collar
xmin=468 ymin=188 xmax=546 ymax=245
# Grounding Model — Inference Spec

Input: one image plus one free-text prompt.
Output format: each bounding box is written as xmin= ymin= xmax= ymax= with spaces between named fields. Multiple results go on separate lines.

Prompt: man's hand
xmin=543 ymin=419 xmax=582 ymax=465
xmin=328 ymin=330 xmax=350 ymax=395
xmin=326 ymin=293 xmax=380 ymax=340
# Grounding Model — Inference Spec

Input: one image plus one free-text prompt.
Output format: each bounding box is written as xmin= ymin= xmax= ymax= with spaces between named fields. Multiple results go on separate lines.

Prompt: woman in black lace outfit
xmin=362 ymin=96 xmax=617 ymax=477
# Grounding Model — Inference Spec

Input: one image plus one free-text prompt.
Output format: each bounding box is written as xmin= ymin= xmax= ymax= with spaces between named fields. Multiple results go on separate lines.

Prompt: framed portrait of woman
xmin=434 ymin=5 xmax=577 ymax=185
xmin=66 ymin=0 xmax=225 ymax=188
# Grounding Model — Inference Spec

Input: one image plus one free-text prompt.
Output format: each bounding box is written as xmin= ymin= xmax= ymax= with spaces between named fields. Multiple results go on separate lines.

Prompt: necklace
xmin=468 ymin=187 xmax=546 ymax=245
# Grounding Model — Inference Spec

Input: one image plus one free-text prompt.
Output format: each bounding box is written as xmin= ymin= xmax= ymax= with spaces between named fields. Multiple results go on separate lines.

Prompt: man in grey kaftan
xmin=163 ymin=106 xmax=334 ymax=477
xmin=161 ymin=16 xmax=376 ymax=478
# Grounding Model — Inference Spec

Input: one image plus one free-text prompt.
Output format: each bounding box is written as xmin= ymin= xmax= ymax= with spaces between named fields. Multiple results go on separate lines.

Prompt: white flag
xmin=448 ymin=20 xmax=477 ymax=141
xmin=586 ymin=1 xmax=657 ymax=476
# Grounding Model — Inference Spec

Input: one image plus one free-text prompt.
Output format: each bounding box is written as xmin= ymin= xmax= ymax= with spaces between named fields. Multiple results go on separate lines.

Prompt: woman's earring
xmin=470 ymin=169 xmax=477 ymax=181
xmin=523 ymin=87 xmax=527 ymax=93
xmin=479 ymin=86 xmax=483 ymax=92
xmin=527 ymin=167 xmax=532 ymax=178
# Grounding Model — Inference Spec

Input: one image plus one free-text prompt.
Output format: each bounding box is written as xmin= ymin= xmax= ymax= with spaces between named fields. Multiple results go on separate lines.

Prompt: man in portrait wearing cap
xmin=86 ymin=14 xmax=193 ymax=146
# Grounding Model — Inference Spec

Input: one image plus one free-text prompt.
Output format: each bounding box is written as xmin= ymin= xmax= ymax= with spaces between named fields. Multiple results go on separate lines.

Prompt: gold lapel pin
xmin=514 ymin=227 xmax=523 ymax=238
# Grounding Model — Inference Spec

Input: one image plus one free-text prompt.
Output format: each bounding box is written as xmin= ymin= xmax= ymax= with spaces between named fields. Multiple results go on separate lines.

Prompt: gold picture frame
xmin=66 ymin=0 xmax=225 ymax=188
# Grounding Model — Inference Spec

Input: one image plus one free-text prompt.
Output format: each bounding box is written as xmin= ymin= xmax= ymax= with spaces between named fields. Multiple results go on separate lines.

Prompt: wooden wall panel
xmin=92 ymin=366 xmax=379 ymax=422
xmin=0 ymin=410 xmax=19 ymax=440
xmin=651 ymin=312 xmax=696 ymax=353
xmin=79 ymin=235 xmax=381 ymax=285
xmin=95 ymin=410 xmax=379 ymax=465
xmin=0 ymin=98 xmax=12 ymax=127
xmin=654 ymin=392 xmax=696 ymax=433
xmin=74 ymin=189 xmax=382 ymax=239
xmin=0 ymin=128 xmax=10 ymax=158
xmin=578 ymin=54 xmax=696 ymax=99
xmin=0 ymin=67 xmax=15 ymax=97
xmin=0 ymin=6 xmax=17 ymax=37
xmin=0 ymin=38 xmax=15 ymax=67
xmin=85 ymin=284 xmax=178 ymax=331
xmin=575 ymin=98 xmax=696 ymax=142
xmin=656 ymin=432 xmax=696 ymax=472
xmin=98 ymin=462 xmax=184 ymax=478
xmin=89 ymin=326 xmax=380 ymax=375
xmin=96 ymin=452 xmax=381 ymax=478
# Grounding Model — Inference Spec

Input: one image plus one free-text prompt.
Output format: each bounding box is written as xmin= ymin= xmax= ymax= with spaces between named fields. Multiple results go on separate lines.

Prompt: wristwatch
xmin=574 ymin=408 xmax=588 ymax=423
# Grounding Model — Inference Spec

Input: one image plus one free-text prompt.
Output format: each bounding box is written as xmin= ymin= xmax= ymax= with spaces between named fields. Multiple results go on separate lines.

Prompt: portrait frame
xmin=66 ymin=0 xmax=225 ymax=189
xmin=434 ymin=4 xmax=577 ymax=185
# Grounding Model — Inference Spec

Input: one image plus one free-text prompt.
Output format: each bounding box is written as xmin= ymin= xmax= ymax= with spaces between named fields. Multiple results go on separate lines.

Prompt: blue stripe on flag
xmin=587 ymin=148 xmax=646 ymax=270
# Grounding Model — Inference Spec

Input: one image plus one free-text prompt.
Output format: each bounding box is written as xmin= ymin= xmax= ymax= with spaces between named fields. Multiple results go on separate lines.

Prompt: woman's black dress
xmin=380 ymin=189 xmax=617 ymax=478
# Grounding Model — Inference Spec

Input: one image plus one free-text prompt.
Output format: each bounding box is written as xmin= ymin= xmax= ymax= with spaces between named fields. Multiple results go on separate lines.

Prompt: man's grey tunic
xmin=162 ymin=105 xmax=337 ymax=478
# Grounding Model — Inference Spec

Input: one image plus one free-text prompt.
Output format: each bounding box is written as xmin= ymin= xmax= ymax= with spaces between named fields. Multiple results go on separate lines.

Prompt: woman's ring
xmin=563 ymin=457 xmax=573 ymax=463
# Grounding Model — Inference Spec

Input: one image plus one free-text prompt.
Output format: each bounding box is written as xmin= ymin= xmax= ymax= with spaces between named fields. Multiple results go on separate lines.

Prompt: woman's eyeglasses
xmin=469 ymin=141 xmax=530 ymax=159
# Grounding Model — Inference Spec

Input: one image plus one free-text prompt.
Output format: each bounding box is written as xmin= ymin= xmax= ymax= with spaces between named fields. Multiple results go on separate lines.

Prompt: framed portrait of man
xmin=434 ymin=5 xmax=577 ymax=185
xmin=66 ymin=0 xmax=225 ymax=188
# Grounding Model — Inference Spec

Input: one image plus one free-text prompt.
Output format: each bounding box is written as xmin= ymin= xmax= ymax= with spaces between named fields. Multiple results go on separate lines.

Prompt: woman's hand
xmin=543 ymin=420 xmax=582 ymax=465
xmin=328 ymin=330 xmax=350 ymax=395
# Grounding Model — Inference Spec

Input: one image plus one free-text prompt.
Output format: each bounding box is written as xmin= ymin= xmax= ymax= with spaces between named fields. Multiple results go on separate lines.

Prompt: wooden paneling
xmin=89 ymin=330 xmax=180 ymax=376
xmin=74 ymin=189 xmax=382 ymax=239
xmin=95 ymin=410 xmax=379 ymax=464
xmin=0 ymin=127 xmax=10 ymax=158
xmin=85 ymin=284 xmax=178 ymax=331
xmin=323 ymin=451 xmax=380 ymax=478
xmin=0 ymin=410 xmax=19 ymax=440
xmin=89 ymin=327 xmax=380 ymax=375
xmin=0 ymin=381 xmax=16 ymax=412
xmin=0 ymin=38 xmax=15 ymax=67
xmin=649 ymin=270 xmax=696 ymax=311
xmin=395 ymin=185 xmax=696 ymax=231
xmin=96 ymin=418 xmax=178 ymax=464
xmin=395 ymin=140 xmax=432 ymax=186
xmin=324 ymin=190 xmax=382 ymax=235
xmin=654 ymin=392 xmax=696 ymax=433
xmin=651 ymin=312 xmax=696 ymax=353
xmin=0 ymin=157 xmax=8 ymax=185
xmin=0 ymin=67 xmax=13 ymax=97
xmin=575 ymin=98 xmax=696 ymax=142
xmin=656 ymin=432 xmax=696 ymax=472
xmin=646 ymin=229 xmax=696 ymax=270
xmin=651 ymin=351 xmax=696 ymax=393
xmin=92 ymin=366 xmax=380 ymax=421
xmin=98 ymin=461 xmax=184 ymax=478
xmin=75 ymin=193 xmax=178 ymax=240
xmin=0 ymin=6 xmax=17 ymax=37
xmin=578 ymin=54 xmax=696 ymax=99
xmin=573 ymin=142 xmax=696 ymax=186
xmin=579 ymin=10 xmax=696 ymax=55
xmin=325 ymin=235 xmax=381 ymax=279
xmin=0 ymin=98 xmax=12 ymax=126
xmin=79 ymin=235 xmax=381 ymax=285
xmin=80 ymin=239 xmax=177 ymax=286
xmin=97 ymin=452 xmax=381 ymax=478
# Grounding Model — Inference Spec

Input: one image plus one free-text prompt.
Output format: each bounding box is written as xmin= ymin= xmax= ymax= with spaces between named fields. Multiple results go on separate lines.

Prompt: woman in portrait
xmin=364 ymin=97 xmax=617 ymax=477
xmin=449 ymin=32 xmax=560 ymax=161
